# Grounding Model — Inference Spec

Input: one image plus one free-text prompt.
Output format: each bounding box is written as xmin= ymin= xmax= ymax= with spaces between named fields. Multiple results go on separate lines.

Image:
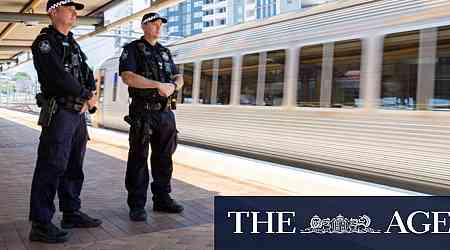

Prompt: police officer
xmin=29 ymin=0 xmax=102 ymax=243
xmin=119 ymin=12 xmax=184 ymax=221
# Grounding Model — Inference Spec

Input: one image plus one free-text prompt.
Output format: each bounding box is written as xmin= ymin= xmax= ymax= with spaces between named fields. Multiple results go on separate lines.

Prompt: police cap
xmin=141 ymin=12 xmax=167 ymax=25
xmin=47 ymin=0 xmax=84 ymax=13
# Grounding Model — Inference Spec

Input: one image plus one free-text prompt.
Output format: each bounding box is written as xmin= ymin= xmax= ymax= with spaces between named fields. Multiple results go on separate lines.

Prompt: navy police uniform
xmin=28 ymin=0 xmax=101 ymax=244
xmin=119 ymin=13 xmax=183 ymax=219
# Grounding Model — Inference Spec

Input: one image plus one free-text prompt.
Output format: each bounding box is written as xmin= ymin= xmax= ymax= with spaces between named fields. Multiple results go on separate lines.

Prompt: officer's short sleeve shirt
xmin=119 ymin=43 xmax=138 ymax=75
xmin=32 ymin=29 xmax=88 ymax=98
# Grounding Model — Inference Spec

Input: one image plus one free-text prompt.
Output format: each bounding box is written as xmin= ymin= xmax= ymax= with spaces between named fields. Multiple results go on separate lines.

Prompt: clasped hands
xmin=80 ymin=94 xmax=97 ymax=114
xmin=158 ymin=83 xmax=176 ymax=97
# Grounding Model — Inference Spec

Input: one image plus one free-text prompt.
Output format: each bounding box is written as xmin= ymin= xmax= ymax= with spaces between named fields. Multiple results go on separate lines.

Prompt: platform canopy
xmin=0 ymin=0 xmax=181 ymax=69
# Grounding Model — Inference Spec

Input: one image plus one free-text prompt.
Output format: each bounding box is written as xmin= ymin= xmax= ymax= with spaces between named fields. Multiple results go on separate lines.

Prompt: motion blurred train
xmin=93 ymin=0 xmax=450 ymax=194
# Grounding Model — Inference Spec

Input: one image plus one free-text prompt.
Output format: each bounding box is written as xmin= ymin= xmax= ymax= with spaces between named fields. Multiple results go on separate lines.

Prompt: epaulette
xmin=35 ymin=32 xmax=49 ymax=39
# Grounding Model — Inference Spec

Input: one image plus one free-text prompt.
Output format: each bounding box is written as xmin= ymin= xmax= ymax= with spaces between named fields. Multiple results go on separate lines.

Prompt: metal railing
xmin=0 ymin=80 xmax=39 ymax=113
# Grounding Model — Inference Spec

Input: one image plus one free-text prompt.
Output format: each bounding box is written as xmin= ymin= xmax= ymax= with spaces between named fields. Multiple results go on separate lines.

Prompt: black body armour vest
xmin=128 ymin=40 xmax=174 ymax=104
xmin=44 ymin=28 xmax=92 ymax=90
xmin=62 ymin=38 xmax=85 ymax=86
xmin=38 ymin=27 xmax=94 ymax=95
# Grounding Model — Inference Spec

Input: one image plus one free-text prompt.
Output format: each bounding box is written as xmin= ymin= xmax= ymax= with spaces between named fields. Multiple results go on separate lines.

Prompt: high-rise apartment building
xmin=279 ymin=0 xmax=302 ymax=13
xmin=201 ymin=0 xmax=230 ymax=32
xmin=244 ymin=0 xmax=277 ymax=22
xmin=140 ymin=0 xmax=336 ymax=38
xmin=160 ymin=0 xmax=204 ymax=37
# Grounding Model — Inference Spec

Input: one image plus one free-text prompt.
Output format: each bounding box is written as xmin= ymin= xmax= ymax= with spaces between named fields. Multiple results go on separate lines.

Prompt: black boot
xmin=129 ymin=208 xmax=147 ymax=221
xmin=61 ymin=211 xmax=102 ymax=229
xmin=29 ymin=221 xmax=71 ymax=243
xmin=153 ymin=195 xmax=184 ymax=213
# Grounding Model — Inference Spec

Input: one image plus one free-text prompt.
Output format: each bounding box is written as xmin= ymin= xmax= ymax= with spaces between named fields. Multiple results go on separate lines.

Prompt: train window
xmin=297 ymin=44 xmax=323 ymax=107
xmin=432 ymin=26 xmax=450 ymax=110
xmin=240 ymin=53 xmax=259 ymax=105
xmin=217 ymin=57 xmax=232 ymax=105
xmin=331 ymin=40 xmax=362 ymax=108
xmin=382 ymin=31 xmax=420 ymax=109
xmin=181 ymin=63 xmax=194 ymax=104
xmin=112 ymin=72 xmax=118 ymax=102
xmin=199 ymin=59 xmax=214 ymax=104
xmin=199 ymin=57 xmax=232 ymax=105
xmin=264 ymin=50 xmax=285 ymax=106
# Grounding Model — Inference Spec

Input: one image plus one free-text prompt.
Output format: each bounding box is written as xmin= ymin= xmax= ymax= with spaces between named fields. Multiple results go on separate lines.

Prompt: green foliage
xmin=14 ymin=72 xmax=32 ymax=81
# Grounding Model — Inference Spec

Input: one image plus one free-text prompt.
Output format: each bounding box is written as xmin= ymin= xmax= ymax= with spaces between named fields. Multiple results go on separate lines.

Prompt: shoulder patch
xmin=38 ymin=40 xmax=51 ymax=54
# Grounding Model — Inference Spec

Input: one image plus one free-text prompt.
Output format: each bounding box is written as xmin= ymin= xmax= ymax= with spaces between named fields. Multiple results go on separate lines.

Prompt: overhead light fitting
xmin=24 ymin=20 xmax=40 ymax=26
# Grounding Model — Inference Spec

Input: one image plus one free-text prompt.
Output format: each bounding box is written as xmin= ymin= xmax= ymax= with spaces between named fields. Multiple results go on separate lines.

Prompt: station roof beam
xmin=0 ymin=0 xmax=184 ymax=71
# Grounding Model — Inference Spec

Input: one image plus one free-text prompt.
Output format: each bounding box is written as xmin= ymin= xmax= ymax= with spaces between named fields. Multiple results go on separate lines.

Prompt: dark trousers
xmin=125 ymin=110 xmax=178 ymax=210
xmin=29 ymin=109 xmax=88 ymax=224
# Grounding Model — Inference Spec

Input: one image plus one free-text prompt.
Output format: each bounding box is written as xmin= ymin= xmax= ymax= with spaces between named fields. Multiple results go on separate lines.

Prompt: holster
xmin=124 ymin=114 xmax=153 ymax=144
xmin=36 ymin=93 xmax=58 ymax=127
xmin=170 ymin=91 xmax=178 ymax=110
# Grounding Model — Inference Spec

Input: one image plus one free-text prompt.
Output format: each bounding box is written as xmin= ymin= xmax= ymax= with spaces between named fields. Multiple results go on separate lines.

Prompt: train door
xmin=94 ymin=68 xmax=106 ymax=127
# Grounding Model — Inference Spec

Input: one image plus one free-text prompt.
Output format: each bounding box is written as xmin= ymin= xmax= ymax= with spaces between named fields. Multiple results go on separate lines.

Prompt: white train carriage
xmin=94 ymin=0 xmax=450 ymax=194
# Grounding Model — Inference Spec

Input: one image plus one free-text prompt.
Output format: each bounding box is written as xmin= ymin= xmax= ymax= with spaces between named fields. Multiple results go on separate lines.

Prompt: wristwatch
xmin=169 ymin=82 xmax=177 ymax=89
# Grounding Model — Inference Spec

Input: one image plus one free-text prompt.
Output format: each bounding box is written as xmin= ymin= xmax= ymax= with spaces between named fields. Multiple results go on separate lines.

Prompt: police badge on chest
xmin=162 ymin=52 xmax=170 ymax=61
xmin=162 ymin=52 xmax=172 ymax=73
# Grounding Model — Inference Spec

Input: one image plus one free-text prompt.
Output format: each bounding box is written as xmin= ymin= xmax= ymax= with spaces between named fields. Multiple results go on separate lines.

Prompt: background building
xmin=279 ymin=0 xmax=302 ymax=13
xmin=160 ymin=0 xmax=204 ymax=37
xmin=202 ymin=0 xmax=230 ymax=32
xmin=244 ymin=0 xmax=277 ymax=22
xmin=139 ymin=0 xmax=337 ymax=38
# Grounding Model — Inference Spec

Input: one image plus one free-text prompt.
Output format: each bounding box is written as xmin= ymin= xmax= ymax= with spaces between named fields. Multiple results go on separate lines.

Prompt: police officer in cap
xmin=29 ymin=0 xmax=102 ymax=243
xmin=119 ymin=12 xmax=184 ymax=221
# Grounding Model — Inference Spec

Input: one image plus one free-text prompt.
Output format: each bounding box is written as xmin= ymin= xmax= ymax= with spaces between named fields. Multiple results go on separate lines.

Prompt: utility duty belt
xmin=142 ymin=102 xmax=161 ymax=111
xmin=55 ymin=96 xmax=86 ymax=112
xmin=131 ymin=97 xmax=171 ymax=112
xmin=35 ymin=93 xmax=87 ymax=127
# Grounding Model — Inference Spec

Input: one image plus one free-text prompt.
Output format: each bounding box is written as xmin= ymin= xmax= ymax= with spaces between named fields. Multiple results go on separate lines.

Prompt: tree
xmin=13 ymin=72 xmax=32 ymax=81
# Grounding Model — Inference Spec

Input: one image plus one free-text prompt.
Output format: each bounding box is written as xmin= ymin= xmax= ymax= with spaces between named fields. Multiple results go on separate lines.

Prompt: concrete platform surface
xmin=0 ymin=108 xmax=421 ymax=250
xmin=0 ymin=109 xmax=289 ymax=250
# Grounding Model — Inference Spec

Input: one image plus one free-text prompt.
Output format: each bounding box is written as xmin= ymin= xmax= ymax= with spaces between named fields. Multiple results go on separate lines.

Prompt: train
xmin=93 ymin=0 xmax=450 ymax=194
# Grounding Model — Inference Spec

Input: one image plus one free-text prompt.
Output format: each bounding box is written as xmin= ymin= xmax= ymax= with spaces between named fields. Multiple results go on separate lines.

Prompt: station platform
xmin=0 ymin=108 xmax=422 ymax=250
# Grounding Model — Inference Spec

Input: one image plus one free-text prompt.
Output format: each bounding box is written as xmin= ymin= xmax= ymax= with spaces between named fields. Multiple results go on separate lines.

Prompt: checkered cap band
xmin=47 ymin=0 xmax=83 ymax=12
xmin=142 ymin=14 xmax=167 ymax=24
